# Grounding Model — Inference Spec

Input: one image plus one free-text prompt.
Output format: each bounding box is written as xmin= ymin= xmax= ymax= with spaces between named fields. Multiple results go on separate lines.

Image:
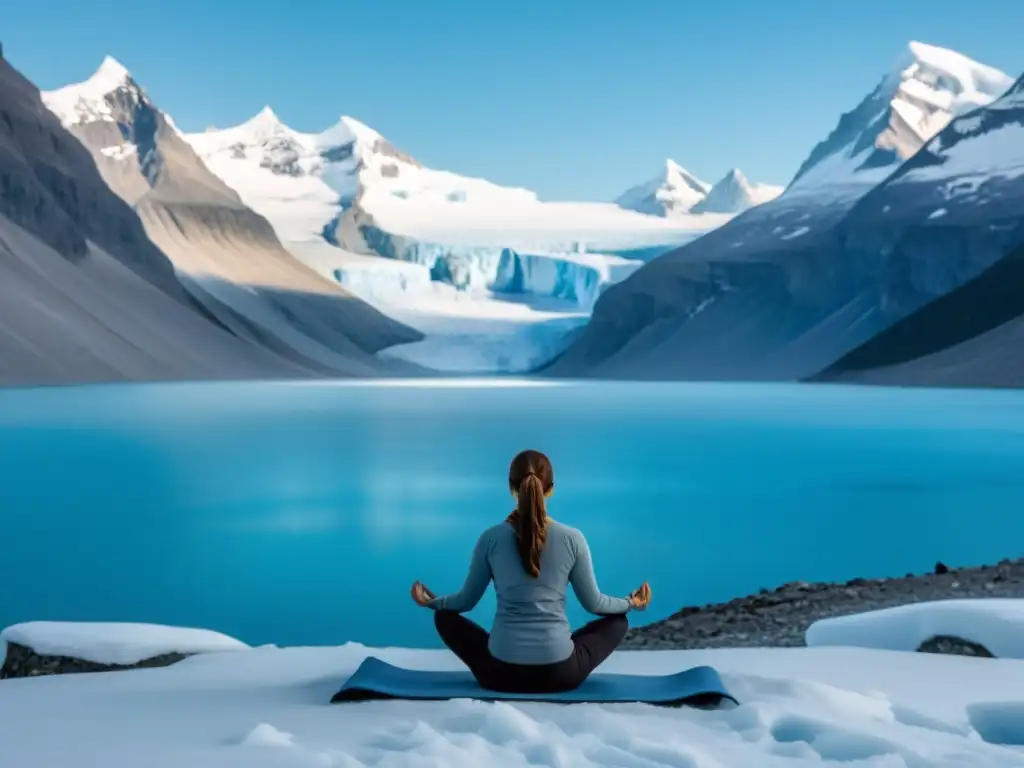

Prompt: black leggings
xmin=434 ymin=610 xmax=628 ymax=694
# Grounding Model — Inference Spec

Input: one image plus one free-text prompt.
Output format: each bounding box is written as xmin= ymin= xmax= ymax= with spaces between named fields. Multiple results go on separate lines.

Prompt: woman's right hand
xmin=628 ymin=581 xmax=651 ymax=610
xmin=410 ymin=581 xmax=435 ymax=607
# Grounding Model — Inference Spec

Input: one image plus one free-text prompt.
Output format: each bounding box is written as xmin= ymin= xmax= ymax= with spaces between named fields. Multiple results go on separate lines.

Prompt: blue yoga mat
xmin=331 ymin=657 xmax=738 ymax=708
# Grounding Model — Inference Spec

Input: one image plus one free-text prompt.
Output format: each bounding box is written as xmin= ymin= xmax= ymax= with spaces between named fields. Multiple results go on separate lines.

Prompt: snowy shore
xmin=5 ymin=614 xmax=1024 ymax=766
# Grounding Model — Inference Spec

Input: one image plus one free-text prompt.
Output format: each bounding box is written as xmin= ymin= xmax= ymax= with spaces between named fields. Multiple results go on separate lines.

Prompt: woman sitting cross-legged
xmin=410 ymin=448 xmax=651 ymax=694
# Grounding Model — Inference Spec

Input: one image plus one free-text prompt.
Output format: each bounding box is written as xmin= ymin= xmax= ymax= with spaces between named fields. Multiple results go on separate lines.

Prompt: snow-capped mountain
xmin=547 ymin=41 xmax=1015 ymax=383
xmin=185 ymin=108 xmax=731 ymax=372
xmin=807 ymin=72 xmax=1024 ymax=387
xmin=788 ymin=41 xmax=1013 ymax=198
xmin=0 ymin=54 xmax=335 ymax=385
xmin=690 ymin=169 xmax=783 ymax=214
xmin=615 ymin=161 xmax=780 ymax=216
xmin=186 ymin=107 xmax=539 ymax=244
xmin=614 ymin=160 xmax=710 ymax=216
xmin=188 ymin=114 xmax=726 ymax=287
xmin=42 ymin=58 xmax=423 ymax=375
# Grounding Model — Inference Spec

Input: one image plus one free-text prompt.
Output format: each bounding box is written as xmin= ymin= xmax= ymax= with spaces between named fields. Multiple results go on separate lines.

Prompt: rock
xmin=0 ymin=642 xmax=188 ymax=679
xmin=935 ymin=562 xmax=950 ymax=575
xmin=917 ymin=635 xmax=994 ymax=658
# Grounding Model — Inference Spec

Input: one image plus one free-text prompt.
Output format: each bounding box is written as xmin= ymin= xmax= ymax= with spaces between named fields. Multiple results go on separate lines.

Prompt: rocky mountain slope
xmin=0 ymin=55 xmax=324 ymax=385
xmin=43 ymin=58 xmax=422 ymax=375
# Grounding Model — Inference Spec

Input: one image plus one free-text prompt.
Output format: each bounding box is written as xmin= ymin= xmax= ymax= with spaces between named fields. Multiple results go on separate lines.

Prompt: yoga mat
xmin=331 ymin=657 xmax=738 ymax=708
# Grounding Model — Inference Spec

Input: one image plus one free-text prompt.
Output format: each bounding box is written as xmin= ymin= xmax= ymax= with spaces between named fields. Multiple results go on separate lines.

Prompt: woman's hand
xmin=628 ymin=581 xmax=651 ymax=610
xmin=410 ymin=581 xmax=436 ymax=607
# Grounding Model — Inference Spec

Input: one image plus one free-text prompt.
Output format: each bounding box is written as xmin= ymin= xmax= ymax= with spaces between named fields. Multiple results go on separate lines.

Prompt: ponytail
xmin=506 ymin=449 xmax=554 ymax=578
xmin=514 ymin=472 xmax=548 ymax=578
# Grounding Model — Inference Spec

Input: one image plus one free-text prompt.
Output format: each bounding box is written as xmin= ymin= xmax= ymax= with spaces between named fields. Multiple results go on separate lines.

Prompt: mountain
xmin=43 ymin=58 xmax=422 ymax=375
xmin=0 ymin=54 xmax=327 ymax=385
xmin=788 ymin=41 xmax=1012 ymax=198
xmin=813 ymin=241 xmax=1024 ymax=388
xmin=811 ymin=74 xmax=1024 ymax=387
xmin=615 ymin=162 xmax=780 ymax=216
xmin=187 ymin=110 xmax=726 ymax=298
xmin=186 ymin=108 xmax=538 ymax=247
xmin=614 ymin=160 xmax=710 ymax=216
xmin=545 ymin=42 xmax=1014 ymax=381
xmin=690 ymin=169 xmax=783 ymax=214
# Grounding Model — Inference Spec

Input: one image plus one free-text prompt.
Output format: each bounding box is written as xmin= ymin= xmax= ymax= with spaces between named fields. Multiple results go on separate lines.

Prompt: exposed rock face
xmin=0 ymin=56 xmax=182 ymax=299
xmin=0 ymin=642 xmax=187 ymax=679
xmin=813 ymin=214 xmax=1024 ymax=387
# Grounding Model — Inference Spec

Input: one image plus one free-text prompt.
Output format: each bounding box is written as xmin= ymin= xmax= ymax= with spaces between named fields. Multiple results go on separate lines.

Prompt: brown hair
xmin=506 ymin=449 xmax=554 ymax=578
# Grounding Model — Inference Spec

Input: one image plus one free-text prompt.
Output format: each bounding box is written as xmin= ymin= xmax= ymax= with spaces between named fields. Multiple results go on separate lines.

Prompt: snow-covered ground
xmin=6 ymin=608 xmax=1024 ymax=766
xmin=185 ymin=111 xmax=729 ymax=372
xmin=807 ymin=599 xmax=1024 ymax=658
xmin=2 ymin=638 xmax=1024 ymax=766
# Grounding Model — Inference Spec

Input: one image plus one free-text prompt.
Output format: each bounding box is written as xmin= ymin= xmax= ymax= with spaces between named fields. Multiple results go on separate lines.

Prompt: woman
xmin=410 ymin=449 xmax=651 ymax=693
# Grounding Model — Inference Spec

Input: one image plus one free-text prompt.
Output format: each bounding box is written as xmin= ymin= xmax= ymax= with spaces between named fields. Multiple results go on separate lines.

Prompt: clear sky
xmin=3 ymin=0 xmax=1023 ymax=201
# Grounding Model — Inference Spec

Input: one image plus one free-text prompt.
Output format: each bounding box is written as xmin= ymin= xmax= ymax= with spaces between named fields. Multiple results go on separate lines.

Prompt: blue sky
xmin=3 ymin=0 xmax=1023 ymax=201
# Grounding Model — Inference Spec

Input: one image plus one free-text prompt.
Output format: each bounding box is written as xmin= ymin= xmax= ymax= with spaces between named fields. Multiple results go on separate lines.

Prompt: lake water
xmin=1 ymin=380 xmax=1023 ymax=649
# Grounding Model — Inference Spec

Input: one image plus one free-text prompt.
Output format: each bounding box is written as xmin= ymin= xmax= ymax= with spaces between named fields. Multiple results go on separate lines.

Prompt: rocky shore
xmin=1 ymin=643 xmax=188 ymax=679
xmin=3 ymin=558 xmax=1022 ymax=679
xmin=622 ymin=557 xmax=1024 ymax=653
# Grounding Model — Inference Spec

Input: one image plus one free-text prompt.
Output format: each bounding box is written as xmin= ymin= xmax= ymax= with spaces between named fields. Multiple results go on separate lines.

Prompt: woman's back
xmin=418 ymin=448 xmax=646 ymax=686
xmin=483 ymin=520 xmax=631 ymax=664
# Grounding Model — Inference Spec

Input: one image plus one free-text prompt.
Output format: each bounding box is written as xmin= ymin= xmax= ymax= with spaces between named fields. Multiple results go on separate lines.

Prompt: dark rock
xmin=917 ymin=635 xmax=994 ymax=658
xmin=935 ymin=562 xmax=949 ymax=575
xmin=0 ymin=642 xmax=188 ymax=679
xmin=621 ymin=555 xmax=1024 ymax=652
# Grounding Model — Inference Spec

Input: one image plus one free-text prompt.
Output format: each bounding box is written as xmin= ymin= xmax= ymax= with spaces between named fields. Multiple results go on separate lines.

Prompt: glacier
xmin=492 ymin=248 xmax=642 ymax=311
xmin=184 ymin=105 xmax=733 ymax=373
xmin=328 ymin=221 xmax=690 ymax=309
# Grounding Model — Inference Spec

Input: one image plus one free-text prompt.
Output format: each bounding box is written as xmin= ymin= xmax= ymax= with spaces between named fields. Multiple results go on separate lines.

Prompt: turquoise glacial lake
xmin=0 ymin=380 xmax=1022 ymax=648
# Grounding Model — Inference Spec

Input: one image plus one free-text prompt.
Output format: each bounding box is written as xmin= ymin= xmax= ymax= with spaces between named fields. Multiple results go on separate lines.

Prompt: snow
xmin=615 ymin=159 xmax=711 ymax=216
xmin=904 ymin=42 xmax=1013 ymax=105
xmin=100 ymin=142 xmax=137 ymax=161
xmin=184 ymin=109 xmax=731 ymax=372
xmin=0 ymin=621 xmax=249 ymax=667
xmin=807 ymin=599 xmax=1024 ymax=659
xmin=3 ymin=636 xmax=1024 ymax=766
xmin=901 ymin=123 xmax=1024 ymax=187
xmin=42 ymin=56 xmax=132 ymax=127
xmin=928 ymin=208 xmax=948 ymax=219
xmin=786 ymin=42 xmax=1011 ymax=198
xmin=692 ymin=168 xmax=783 ymax=214
xmin=781 ymin=226 xmax=811 ymax=240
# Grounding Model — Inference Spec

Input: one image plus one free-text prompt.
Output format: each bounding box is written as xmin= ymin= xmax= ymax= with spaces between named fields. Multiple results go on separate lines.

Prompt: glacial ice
xmin=339 ymin=223 xmax=665 ymax=310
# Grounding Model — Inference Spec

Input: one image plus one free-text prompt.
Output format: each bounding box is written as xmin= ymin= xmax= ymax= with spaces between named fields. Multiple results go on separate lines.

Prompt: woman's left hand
xmin=410 ymin=581 xmax=435 ymax=607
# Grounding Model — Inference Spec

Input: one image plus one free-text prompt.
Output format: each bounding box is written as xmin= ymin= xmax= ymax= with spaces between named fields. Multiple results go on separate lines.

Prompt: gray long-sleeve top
xmin=427 ymin=519 xmax=631 ymax=664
